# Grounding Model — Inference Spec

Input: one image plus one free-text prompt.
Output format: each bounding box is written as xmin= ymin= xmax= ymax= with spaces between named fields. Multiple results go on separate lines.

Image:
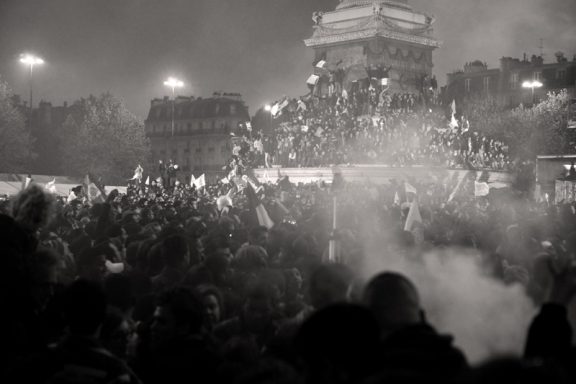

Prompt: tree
xmin=0 ymin=77 xmax=34 ymax=172
xmin=464 ymin=90 xmax=574 ymax=159
xmin=60 ymin=93 xmax=150 ymax=184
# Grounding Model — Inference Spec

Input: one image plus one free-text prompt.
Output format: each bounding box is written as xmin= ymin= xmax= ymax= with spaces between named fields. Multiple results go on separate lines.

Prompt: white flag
xmin=130 ymin=164 xmax=143 ymax=181
xmin=193 ymin=174 xmax=206 ymax=189
xmin=190 ymin=174 xmax=196 ymax=187
xmin=67 ymin=191 xmax=77 ymax=203
xmin=405 ymin=182 xmax=417 ymax=195
xmin=394 ymin=191 xmax=401 ymax=205
xmin=449 ymin=100 xmax=458 ymax=129
xmin=307 ymin=74 xmax=320 ymax=86
xmin=474 ymin=181 xmax=490 ymax=197
xmin=315 ymin=60 xmax=327 ymax=69
xmin=45 ymin=178 xmax=57 ymax=194
xmin=404 ymin=199 xmax=423 ymax=232
xmin=145 ymin=176 xmax=150 ymax=185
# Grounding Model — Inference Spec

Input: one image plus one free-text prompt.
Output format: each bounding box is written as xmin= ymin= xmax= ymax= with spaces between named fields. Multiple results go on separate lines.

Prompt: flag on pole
xmin=193 ymin=174 xmax=206 ymax=190
xmin=449 ymin=99 xmax=459 ymax=129
xmin=448 ymin=171 xmax=468 ymax=202
xmin=84 ymin=174 xmax=105 ymax=204
xmin=394 ymin=191 xmax=401 ymax=206
xmin=67 ymin=190 xmax=77 ymax=203
xmin=22 ymin=174 xmax=32 ymax=190
xmin=315 ymin=60 xmax=327 ymax=69
xmin=246 ymin=182 xmax=274 ymax=229
xmin=129 ymin=164 xmax=143 ymax=181
xmin=45 ymin=178 xmax=57 ymax=194
xmin=145 ymin=176 xmax=150 ymax=185
xmin=474 ymin=181 xmax=490 ymax=197
xmin=307 ymin=74 xmax=320 ymax=86
xmin=190 ymin=174 xmax=196 ymax=187
xmin=404 ymin=199 xmax=423 ymax=232
xmin=405 ymin=182 xmax=417 ymax=195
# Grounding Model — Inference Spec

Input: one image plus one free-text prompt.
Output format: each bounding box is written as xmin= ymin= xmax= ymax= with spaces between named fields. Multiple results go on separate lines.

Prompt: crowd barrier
xmin=251 ymin=165 xmax=512 ymax=189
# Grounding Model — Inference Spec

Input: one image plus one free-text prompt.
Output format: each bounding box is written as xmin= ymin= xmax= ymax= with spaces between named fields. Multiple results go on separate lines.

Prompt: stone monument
xmin=305 ymin=0 xmax=440 ymax=94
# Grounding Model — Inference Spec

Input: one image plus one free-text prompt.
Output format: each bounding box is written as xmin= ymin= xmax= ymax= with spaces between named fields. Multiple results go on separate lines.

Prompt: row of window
xmin=148 ymin=120 xmax=236 ymax=134
xmin=154 ymin=104 xmax=238 ymax=118
xmin=463 ymin=69 xmax=568 ymax=93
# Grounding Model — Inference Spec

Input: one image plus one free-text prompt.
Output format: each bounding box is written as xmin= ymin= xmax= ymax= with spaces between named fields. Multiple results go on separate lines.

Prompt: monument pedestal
xmin=305 ymin=0 xmax=440 ymax=94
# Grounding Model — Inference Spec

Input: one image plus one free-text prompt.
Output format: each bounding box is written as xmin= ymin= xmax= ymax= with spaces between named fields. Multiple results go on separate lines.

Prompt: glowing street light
xmin=522 ymin=80 xmax=543 ymax=105
xmin=264 ymin=104 xmax=272 ymax=112
xmin=163 ymin=77 xmax=184 ymax=136
xmin=19 ymin=53 xmax=44 ymax=127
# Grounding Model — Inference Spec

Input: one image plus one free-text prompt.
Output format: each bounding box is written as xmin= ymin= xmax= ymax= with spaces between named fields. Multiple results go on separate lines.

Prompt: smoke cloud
xmin=361 ymin=246 xmax=536 ymax=364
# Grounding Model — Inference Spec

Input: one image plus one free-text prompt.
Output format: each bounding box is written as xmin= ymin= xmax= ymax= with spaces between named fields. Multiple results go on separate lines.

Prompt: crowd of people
xmin=1 ymin=172 xmax=576 ymax=383
xmin=235 ymin=84 xmax=511 ymax=171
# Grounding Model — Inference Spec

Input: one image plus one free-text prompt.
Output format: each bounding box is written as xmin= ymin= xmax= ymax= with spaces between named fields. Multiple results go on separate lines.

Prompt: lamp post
xmin=163 ymin=77 xmax=184 ymax=137
xmin=19 ymin=54 xmax=44 ymax=131
xmin=522 ymin=80 xmax=543 ymax=105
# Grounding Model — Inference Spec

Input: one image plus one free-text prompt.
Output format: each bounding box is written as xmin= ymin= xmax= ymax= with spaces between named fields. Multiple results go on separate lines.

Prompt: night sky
xmin=0 ymin=0 xmax=574 ymax=119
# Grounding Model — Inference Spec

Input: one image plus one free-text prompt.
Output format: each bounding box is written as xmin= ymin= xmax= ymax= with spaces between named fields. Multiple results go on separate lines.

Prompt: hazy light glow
xmin=19 ymin=54 xmax=44 ymax=66
xmin=522 ymin=80 xmax=543 ymax=89
xmin=264 ymin=104 xmax=272 ymax=112
xmin=163 ymin=77 xmax=184 ymax=89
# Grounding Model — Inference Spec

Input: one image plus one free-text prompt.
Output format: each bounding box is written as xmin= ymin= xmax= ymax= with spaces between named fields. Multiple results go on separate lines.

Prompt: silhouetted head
xmin=363 ymin=272 xmax=421 ymax=336
xmin=309 ymin=264 xmax=353 ymax=309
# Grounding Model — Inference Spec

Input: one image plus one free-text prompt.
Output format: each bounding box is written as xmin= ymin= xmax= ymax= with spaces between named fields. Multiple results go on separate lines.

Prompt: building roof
xmin=145 ymin=96 xmax=250 ymax=122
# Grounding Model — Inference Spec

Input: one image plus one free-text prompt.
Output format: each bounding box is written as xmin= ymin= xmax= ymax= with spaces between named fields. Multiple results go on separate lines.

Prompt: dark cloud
xmin=0 ymin=0 xmax=573 ymax=118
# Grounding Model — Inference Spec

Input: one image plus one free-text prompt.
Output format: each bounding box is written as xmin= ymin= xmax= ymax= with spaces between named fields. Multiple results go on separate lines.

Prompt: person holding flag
xmin=245 ymin=182 xmax=274 ymax=229
xmin=129 ymin=164 xmax=143 ymax=184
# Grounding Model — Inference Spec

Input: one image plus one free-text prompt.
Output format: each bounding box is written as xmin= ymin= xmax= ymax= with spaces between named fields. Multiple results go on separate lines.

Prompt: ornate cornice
xmin=304 ymin=27 xmax=441 ymax=48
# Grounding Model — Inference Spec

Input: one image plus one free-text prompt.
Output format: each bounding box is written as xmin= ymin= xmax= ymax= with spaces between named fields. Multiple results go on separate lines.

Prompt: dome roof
xmin=336 ymin=0 xmax=410 ymax=10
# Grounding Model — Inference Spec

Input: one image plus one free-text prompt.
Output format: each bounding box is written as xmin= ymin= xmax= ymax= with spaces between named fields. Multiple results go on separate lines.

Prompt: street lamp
xmin=19 ymin=53 xmax=44 ymax=130
xmin=163 ymin=77 xmax=184 ymax=136
xmin=522 ymin=80 xmax=543 ymax=105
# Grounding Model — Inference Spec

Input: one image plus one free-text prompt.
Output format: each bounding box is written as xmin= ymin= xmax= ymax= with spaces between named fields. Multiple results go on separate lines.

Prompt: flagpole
xmin=328 ymin=195 xmax=338 ymax=263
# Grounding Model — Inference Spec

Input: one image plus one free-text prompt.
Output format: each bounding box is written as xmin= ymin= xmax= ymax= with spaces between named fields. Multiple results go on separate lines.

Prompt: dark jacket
xmin=376 ymin=323 xmax=469 ymax=381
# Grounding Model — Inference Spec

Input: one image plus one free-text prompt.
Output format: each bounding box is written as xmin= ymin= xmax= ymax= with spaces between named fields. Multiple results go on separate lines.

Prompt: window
xmin=556 ymin=69 xmax=566 ymax=80
xmin=483 ymin=77 xmax=490 ymax=93
xmin=196 ymin=148 xmax=202 ymax=153
xmin=230 ymin=104 xmax=237 ymax=114
xmin=187 ymin=123 xmax=192 ymax=132
xmin=208 ymin=147 xmax=215 ymax=153
xmin=534 ymin=71 xmax=542 ymax=81
xmin=464 ymin=78 xmax=471 ymax=93
xmin=510 ymin=73 xmax=519 ymax=89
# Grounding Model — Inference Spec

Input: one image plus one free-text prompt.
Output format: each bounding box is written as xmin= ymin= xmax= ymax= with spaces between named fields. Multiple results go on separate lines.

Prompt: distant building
xmin=144 ymin=92 xmax=250 ymax=182
xmin=305 ymin=0 xmax=440 ymax=95
xmin=445 ymin=52 xmax=576 ymax=106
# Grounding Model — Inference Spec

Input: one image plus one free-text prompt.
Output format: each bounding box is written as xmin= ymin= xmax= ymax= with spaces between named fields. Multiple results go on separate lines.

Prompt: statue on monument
xmin=312 ymin=11 xmax=323 ymax=25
